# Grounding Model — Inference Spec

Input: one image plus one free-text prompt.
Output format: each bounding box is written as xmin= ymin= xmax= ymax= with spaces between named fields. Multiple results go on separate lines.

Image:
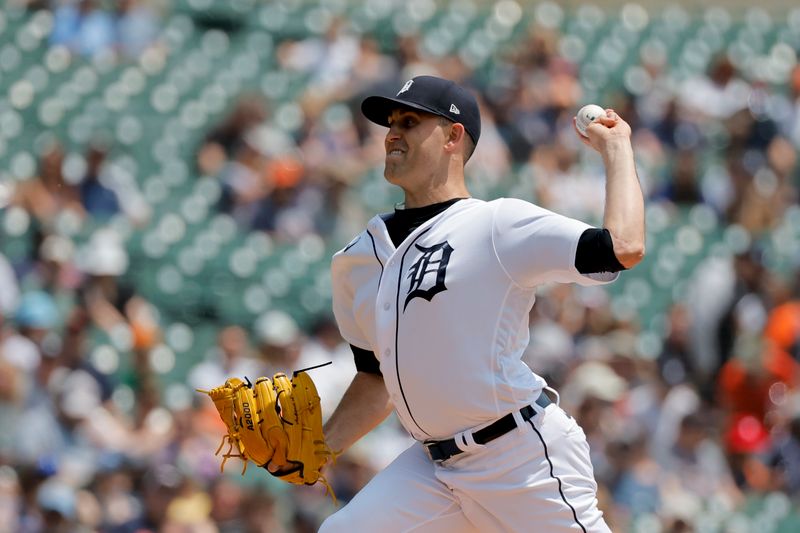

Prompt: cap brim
xmin=361 ymin=96 xmax=446 ymax=127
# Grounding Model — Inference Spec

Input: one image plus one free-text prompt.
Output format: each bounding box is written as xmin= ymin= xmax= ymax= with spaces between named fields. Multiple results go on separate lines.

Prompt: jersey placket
xmin=371 ymin=221 xmax=432 ymax=441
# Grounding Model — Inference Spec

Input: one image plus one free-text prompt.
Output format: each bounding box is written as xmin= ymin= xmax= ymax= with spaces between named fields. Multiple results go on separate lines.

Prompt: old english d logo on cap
xmin=398 ymin=80 xmax=413 ymax=95
xmin=360 ymin=75 xmax=482 ymax=145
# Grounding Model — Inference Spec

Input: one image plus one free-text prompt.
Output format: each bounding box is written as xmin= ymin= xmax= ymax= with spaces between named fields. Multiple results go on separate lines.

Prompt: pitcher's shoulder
xmin=332 ymin=225 xmax=384 ymax=267
xmin=337 ymin=232 xmax=364 ymax=255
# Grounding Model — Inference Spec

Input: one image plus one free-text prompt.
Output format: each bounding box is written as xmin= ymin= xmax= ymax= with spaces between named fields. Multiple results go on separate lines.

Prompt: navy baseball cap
xmin=361 ymin=76 xmax=481 ymax=146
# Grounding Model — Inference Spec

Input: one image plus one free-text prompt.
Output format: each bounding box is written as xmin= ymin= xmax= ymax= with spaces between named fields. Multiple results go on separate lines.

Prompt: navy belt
xmin=424 ymin=392 xmax=553 ymax=462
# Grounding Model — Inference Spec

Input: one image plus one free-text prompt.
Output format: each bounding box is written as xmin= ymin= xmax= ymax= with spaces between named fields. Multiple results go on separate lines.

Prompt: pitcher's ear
xmin=444 ymin=122 xmax=466 ymax=152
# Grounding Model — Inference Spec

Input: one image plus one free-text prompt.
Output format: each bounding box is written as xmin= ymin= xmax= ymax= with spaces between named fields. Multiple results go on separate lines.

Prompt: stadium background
xmin=0 ymin=0 xmax=799 ymax=531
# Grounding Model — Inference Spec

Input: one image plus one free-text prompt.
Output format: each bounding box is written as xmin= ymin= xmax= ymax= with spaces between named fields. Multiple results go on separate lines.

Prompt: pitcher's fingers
xmin=596 ymin=113 xmax=618 ymax=127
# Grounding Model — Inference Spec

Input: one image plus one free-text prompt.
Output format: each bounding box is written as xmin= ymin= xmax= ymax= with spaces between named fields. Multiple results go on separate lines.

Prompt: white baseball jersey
xmin=331 ymin=198 xmax=617 ymax=441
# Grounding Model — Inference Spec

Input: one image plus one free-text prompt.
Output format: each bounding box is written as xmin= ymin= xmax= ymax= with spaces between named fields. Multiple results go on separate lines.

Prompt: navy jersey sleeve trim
xmin=574 ymin=228 xmax=626 ymax=274
xmin=351 ymin=344 xmax=382 ymax=375
xmin=366 ymin=230 xmax=384 ymax=283
xmin=342 ymin=235 xmax=361 ymax=253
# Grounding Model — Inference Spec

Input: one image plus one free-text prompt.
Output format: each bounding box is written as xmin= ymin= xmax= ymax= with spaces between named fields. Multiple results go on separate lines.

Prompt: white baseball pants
xmin=319 ymin=401 xmax=611 ymax=533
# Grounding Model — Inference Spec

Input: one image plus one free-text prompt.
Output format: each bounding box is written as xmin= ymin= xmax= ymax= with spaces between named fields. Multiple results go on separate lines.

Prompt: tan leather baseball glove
xmin=198 ymin=367 xmax=336 ymax=499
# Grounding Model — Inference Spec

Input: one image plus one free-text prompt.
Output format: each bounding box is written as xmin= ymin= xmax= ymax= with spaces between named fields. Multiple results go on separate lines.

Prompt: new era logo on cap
xmin=361 ymin=75 xmax=481 ymax=145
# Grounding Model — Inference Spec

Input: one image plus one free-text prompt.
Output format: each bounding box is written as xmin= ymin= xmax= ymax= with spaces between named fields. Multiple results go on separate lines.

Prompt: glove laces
xmin=214 ymin=434 xmax=248 ymax=475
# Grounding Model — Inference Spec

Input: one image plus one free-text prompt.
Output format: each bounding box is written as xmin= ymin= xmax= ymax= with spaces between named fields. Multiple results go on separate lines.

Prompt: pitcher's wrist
xmin=601 ymin=139 xmax=634 ymax=164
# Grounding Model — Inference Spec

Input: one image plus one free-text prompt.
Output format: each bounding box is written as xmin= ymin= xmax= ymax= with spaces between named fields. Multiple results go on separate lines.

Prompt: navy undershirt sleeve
xmin=351 ymin=344 xmax=382 ymax=375
xmin=574 ymin=228 xmax=626 ymax=274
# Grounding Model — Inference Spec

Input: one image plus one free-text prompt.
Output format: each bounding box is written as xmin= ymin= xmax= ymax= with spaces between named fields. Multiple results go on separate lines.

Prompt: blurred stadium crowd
xmin=1 ymin=0 xmax=800 ymax=531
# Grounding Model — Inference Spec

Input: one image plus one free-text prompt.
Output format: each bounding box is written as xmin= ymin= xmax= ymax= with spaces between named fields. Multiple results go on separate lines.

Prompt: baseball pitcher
xmin=320 ymin=75 xmax=644 ymax=532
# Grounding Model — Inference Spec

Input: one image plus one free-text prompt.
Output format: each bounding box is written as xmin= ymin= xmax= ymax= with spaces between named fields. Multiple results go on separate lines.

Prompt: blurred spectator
xmin=523 ymin=290 xmax=577 ymax=382
xmin=50 ymin=0 xmax=161 ymax=61
xmin=724 ymin=140 xmax=794 ymax=234
xmin=297 ymin=317 xmax=356 ymax=420
xmin=732 ymin=135 xmax=798 ymax=232
xmin=0 ymin=466 xmax=21 ymax=533
xmin=607 ymin=432 xmax=663 ymax=526
xmin=530 ymin=141 xmax=606 ymax=220
xmin=23 ymin=234 xmax=81 ymax=317
xmin=140 ymin=465 xmax=185 ymax=529
xmin=685 ymin=254 xmax=737 ymax=384
xmin=0 ymin=291 xmax=59 ymax=375
xmin=348 ymin=37 xmax=397 ymax=90
xmin=188 ymin=325 xmax=264 ymax=392
xmin=0 ymin=360 xmax=25 ymax=459
xmin=764 ymin=271 xmax=800 ymax=361
xmin=715 ymin=247 xmax=772 ymax=372
xmin=197 ymin=94 xmax=269 ymax=177
xmin=783 ymin=65 xmax=800 ymax=147
xmin=115 ymin=0 xmax=160 ymax=58
xmin=50 ymin=0 xmax=116 ymax=59
xmin=561 ymin=360 xmax=629 ymax=481
xmin=254 ymin=310 xmax=303 ymax=375
xmin=724 ymin=414 xmax=773 ymax=493
xmin=207 ymin=477 xmax=246 ymax=531
xmin=278 ymin=18 xmax=361 ymax=93
xmin=658 ymin=412 xmax=742 ymax=511
xmin=678 ymin=55 xmax=750 ymax=121
xmin=79 ymin=141 xmax=121 ymax=220
xmin=717 ymin=333 xmax=798 ymax=422
xmin=0 ymin=253 xmax=20 ymax=317
xmin=216 ymin=124 xmax=305 ymax=236
xmin=492 ymin=27 xmax=577 ymax=162
xmin=162 ymin=477 xmax=217 ymax=532
xmin=241 ymin=489 xmax=285 ymax=533
xmin=12 ymin=141 xmax=84 ymax=229
xmin=91 ymin=469 xmax=144 ymax=531
xmin=251 ymin=156 xmax=312 ymax=240
xmin=326 ymin=454 xmax=377 ymax=506
xmin=216 ymin=130 xmax=272 ymax=229
xmin=34 ymin=478 xmax=79 ymax=533
xmin=658 ymin=304 xmax=699 ymax=387
xmin=464 ymin=95 xmax=512 ymax=189
xmin=76 ymin=229 xmax=162 ymax=362
xmin=651 ymin=99 xmax=702 ymax=151
xmin=653 ymin=150 xmax=704 ymax=205
xmin=768 ymin=411 xmax=800 ymax=495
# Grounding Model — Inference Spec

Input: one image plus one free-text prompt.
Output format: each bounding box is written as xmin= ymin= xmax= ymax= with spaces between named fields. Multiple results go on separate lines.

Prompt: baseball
xmin=575 ymin=104 xmax=606 ymax=137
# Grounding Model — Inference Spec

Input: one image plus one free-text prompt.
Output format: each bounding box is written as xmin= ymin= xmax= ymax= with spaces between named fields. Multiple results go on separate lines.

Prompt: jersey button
xmin=383 ymin=302 xmax=391 ymax=311
xmin=384 ymin=348 xmax=391 ymax=357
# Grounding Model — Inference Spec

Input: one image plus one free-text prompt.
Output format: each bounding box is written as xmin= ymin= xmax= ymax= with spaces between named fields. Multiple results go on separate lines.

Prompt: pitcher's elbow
xmin=617 ymin=243 xmax=645 ymax=269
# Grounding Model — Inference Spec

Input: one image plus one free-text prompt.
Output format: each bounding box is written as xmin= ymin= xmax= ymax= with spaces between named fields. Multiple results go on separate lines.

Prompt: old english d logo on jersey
xmin=403 ymin=241 xmax=453 ymax=311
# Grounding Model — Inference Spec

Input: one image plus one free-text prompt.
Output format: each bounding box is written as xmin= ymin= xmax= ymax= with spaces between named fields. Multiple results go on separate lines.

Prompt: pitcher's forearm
xmin=602 ymin=140 xmax=645 ymax=268
xmin=324 ymin=372 xmax=394 ymax=454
